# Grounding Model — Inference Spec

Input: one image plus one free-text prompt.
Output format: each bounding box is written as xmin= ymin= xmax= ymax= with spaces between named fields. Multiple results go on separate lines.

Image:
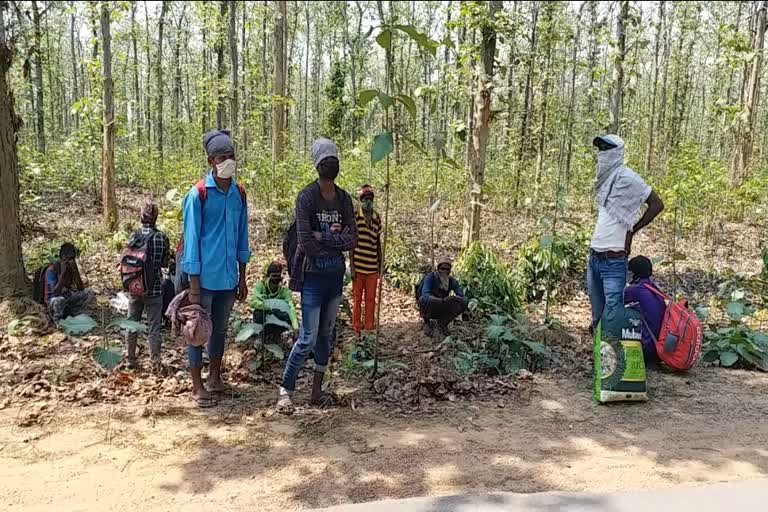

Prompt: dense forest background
xmin=2 ymin=0 xmax=768 ymax=297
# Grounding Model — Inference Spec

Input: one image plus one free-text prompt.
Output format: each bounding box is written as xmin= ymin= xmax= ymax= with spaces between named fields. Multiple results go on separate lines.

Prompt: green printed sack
xmin=594 ymin=305 xmax=647 ymax=403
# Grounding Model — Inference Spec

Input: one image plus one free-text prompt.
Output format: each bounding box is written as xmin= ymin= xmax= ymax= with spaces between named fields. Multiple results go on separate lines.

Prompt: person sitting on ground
xmin=125 ymin=202 xmax=170 ymax=371
xmin=251 ymin=260 xmax=298 ymax=341
xmin=418 ymin=256 xmax=468 ymax=337
xmin=624 ymin=256 xmax=666 ymax=369
xmin=350 ymin=184 xmax=382 ymax=335
xmin=45 ymin=242 xmax=94 ymax=321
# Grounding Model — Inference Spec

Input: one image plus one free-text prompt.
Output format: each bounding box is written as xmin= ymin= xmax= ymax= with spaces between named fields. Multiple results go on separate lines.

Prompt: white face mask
xmin=215 ymin=158 xmax=236 ymax=179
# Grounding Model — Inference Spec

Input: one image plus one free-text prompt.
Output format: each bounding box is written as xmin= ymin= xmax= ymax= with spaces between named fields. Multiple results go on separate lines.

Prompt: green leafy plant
xmin=701 ymin=287 xmax=768 ymax=371
xmin=454 ymin=242 xmax=522 ymax=315
xmin=59 ymin=314 xmax=98 ymax=335
xmin=517 ymin=230 xmax=589 ymax=302
xmin=442 ymin=314 xmax=557 ymax=376
xmin=384 ymin=235 xmax=422 ymax=291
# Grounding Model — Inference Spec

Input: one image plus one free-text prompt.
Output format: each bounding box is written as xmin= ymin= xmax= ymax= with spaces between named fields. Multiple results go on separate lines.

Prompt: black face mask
xmin=268 ymin=278 xmax=281 ymax=289
xmin=318 ymin=167 xmax=339 ymax=180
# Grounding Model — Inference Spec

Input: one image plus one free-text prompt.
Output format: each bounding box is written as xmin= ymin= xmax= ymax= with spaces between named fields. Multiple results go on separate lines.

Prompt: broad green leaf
xmin=359 ymin=89 xmax=379 ymax=107
xmin=486 ymin=325 xmax=507 ymax=340
xmin=377 ymin=92 xmax=394 ymax=109
xmin=263 ymin=299 xmax=291 ymax=315
xmin=440 ymin=34 xmax=455 ymax=49
xmin=93 ymin=346 xmax=122 ymax=370
xmin=540 ymin=235 xmax=554 ymax=249
xmin=371 ymin=132 xmax=394 ymax=164
xmin=394 ymin=94 xmax=417 ymax=119
xmin=376 ymin=28 xmax=392 ymax=49
xmin=394 ymin=24 xmax=438 ymax=57
xmin=522 ymin=339 xmax=553 ymax=357
xmin=488 ymin=314 xmax=507 ymax=326
xmin=109 ymin=316 xmax=148 ymax=334
xmin=59 ymin=314 xmax=98 ymax=335
xmin=719 ymin=350 xmax=739 ymax=367
xmin=265 ymin=343 xmax=285 ymax=361
xmin=7 ymin=319 xmax=22 ymax=334
xmin=236 ymin=322 xmax=264 ymax=343
xmin=694 ymin=305 xmax=710 ymax=320
xmin=726 ymin=301 xmax=745 ymax=321
xmin=265 ymin=314 xmax=292 ymax=330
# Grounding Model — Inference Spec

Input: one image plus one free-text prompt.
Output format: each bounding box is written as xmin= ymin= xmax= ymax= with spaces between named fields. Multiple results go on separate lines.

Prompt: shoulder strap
xmin=236 ymin=182 xmax=247 ymax=203
xmin=638 ymin=311 xmax=658 ymax=344
xmin=642 ymin=282 xmax=670 ymax=301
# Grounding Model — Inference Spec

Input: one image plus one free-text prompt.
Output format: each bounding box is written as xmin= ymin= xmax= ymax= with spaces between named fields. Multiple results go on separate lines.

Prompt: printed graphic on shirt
xmin=310 ymin=206 xmax=345 ymax=272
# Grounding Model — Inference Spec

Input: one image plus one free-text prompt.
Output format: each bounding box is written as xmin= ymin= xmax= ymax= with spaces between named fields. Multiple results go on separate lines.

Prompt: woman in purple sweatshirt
xmin=624 ymin=256 xmax=666 ymax=368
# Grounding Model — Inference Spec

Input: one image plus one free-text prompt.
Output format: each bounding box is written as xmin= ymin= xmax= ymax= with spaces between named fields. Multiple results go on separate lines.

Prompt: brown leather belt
xmin=590 ymin=249 xmax=627 ymax=259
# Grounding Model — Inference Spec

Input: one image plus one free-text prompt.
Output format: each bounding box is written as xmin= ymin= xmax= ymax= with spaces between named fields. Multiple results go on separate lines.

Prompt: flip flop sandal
xmin=207 ymin=385 xmax=241 ymax=398
xmin=193 ymin=396 xmax=217 ymax=408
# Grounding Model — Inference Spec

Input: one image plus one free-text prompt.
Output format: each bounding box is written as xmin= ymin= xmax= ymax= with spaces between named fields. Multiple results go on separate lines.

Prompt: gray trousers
xmin=49 ymin=290 xmax=95 ymax=321
xmin=127 ymin=294 xmax=164 ymax=361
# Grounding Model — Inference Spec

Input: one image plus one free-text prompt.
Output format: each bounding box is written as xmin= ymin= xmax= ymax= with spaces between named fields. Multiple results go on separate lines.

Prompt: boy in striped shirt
xmin=350 ymin=185 xmax=382 ymax=334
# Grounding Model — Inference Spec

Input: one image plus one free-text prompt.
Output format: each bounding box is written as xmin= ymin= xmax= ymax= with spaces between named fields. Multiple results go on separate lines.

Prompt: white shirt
xmin=590 ymin=207 xmax=629 ymax=252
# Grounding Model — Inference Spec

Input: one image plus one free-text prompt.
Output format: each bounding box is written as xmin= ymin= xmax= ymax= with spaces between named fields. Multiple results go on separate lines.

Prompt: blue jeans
xmin=187 ymin=289 xmax=236 ymax=366
xmin=586 ymin=254 xmax=627 ymax=333
xmin=281 ymin=272 xmax=344 ymax=393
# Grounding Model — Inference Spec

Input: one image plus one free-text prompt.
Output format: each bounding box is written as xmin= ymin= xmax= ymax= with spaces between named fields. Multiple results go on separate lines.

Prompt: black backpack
xmin=283 ymin=181 xmax=347 ymax=277
xmin=32 ymin=264 xmax=52 ymax=304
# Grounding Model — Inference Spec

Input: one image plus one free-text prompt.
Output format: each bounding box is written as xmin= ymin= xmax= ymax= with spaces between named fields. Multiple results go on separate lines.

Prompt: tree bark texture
xmin=273 ymin=0 xmax=288 ymax=162
xmin=608 ymin=0 xmax=629 ymax=135
xmin=101 ymin=4 xmax=118 ymax=231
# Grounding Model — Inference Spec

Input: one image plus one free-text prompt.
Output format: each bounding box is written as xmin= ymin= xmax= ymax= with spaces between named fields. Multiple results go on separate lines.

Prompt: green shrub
xmin=384 ymin=235 xmax=423 ymax=291
xmin=517 ymin=230 xmax=589 ymax=302
xmin=443 ymin=313 xmax=556 ymax=375
xmin=700 ymin=286 xmax=768 ymax=371
xmin=453 ymin=242 xmax=522 ymax=315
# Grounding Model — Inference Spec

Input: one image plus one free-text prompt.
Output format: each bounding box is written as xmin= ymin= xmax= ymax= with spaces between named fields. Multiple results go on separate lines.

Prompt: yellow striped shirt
xmin=353 ymin=208 xmax=381 ymax=274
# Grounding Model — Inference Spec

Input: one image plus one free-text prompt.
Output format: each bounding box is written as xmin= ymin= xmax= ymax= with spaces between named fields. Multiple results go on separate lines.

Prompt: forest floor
xmin=1 ymin=190 xmax=768 ymax=511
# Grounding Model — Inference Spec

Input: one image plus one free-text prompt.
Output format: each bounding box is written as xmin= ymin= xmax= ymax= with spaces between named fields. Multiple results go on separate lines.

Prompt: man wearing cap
xmin=250 ymin=260 xmax=298 ymax=339
xmin=418 ymin=256 xmax=468 ymax=337
xmin=350 ymin=185 xmax=382 ymax=334
xmin=624 ymin=256 xmax=666 ymax=368
xmin=125 ymin=201 xmax=170 ymax=371
xmin=279 ymin=138 xmax=357 ymax=410
xmin=181 ymin=129 xmax=250 ymax=407
xmin=588 ymin=134 xmax=664 ymax=337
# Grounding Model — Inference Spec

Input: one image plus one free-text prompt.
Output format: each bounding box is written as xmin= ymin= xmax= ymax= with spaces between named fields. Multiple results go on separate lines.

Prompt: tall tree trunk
xmin=0 ymin=5 xmax=28 ymax=297
xmin=534 ymin=4 xmax=554 ymax=193
xmin=644 ymin=0 xmax=665 ymax=174
xmin=461 ymin=0 xmax=501 ymax=247
xmin=157 ymin=0 xmax=168 ymax=165
xmin=731 ymin=0 xmax=768 ymax=186
xmin=131 ymin=2 xmax=141 ymax=142
xmin=31 ymin=0 xmax=46 ymax=153
xmin=513 ymin=1 xmax=540 ymax=208
xmin=273 ymin=0 xmax=288 ymax=162
xmin=241 ymin=3 xmax=248 ymax=157
xmin=565 ymin=3 xmax=586 ymax=189
xmin=202 ymin=29 xmax=209 ymax=132
xmin=303 ymin=0 xmax=310 ymax=150
xmin=229 ymin=0 xmax=238 ymax=144
xmin=285 ymin=5 xmax=299 ymax=137
xmin=216 ymin=1 xmax=227 ymax=129
xmin=608 ymin=0 xmax=629 ymax=134
xmin=261 ymin=7 xmax=270 ymax=142
xmin=70 ymin=2 xmax=80 ymax=131
xmin=144 ymin=1 xmax=152 ymax=144
xmin=101 ymin=4 xmax=117 ymax=231
xmin=504 ymin=1 xmax=518 ymax=138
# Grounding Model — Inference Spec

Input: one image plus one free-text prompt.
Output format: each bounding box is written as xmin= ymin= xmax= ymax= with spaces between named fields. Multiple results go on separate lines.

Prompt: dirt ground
xmin=3 ymin=191 xmax=768 ymax=511
xmin=2 ymin=359 xmax=768 ymax=512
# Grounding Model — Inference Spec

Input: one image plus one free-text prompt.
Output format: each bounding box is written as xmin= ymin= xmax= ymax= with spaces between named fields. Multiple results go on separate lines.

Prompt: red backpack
xmin=643 ymin=284 xmax=703 ymax=371
xmin=175 ymin=178 xmax=247 ymax=257
xmin=120 ymin=230 xmax=156 ymax=296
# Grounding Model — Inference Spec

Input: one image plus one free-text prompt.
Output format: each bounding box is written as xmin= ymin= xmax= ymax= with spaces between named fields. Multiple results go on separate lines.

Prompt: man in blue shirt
xmin=418 ymin=256 xmax=468 ymax=337
xmin=182 ymin=129 xmax=250 ymax=407
xmin=45 ymin=242 xmax=94 ymax=321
